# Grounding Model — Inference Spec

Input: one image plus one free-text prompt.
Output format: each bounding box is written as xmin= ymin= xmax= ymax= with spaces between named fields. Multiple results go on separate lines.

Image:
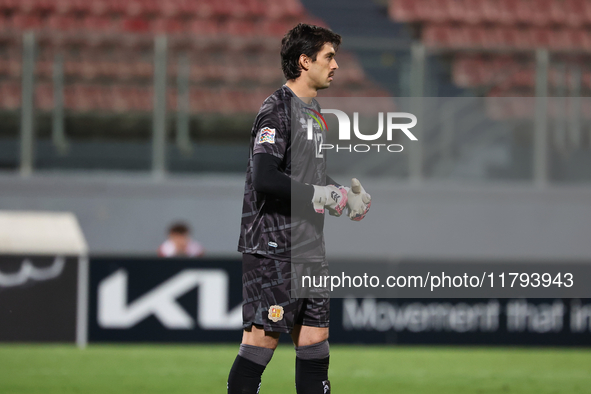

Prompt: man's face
xmin=170 ymin=232 xmax=189 ymax=254
xmin=307 ymin=43 xmax=338 ymax=90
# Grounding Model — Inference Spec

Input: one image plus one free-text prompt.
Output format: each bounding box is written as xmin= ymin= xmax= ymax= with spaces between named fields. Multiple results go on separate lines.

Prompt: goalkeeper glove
xmin=311 ymin=184 xmax=348 ymax=216
xmin=345 ymin=178 xmax=371 ymax=221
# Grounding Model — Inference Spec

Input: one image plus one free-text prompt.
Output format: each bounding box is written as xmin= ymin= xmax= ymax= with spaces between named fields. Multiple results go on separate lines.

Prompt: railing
xmin=4 ymin=32 xmax=591 ymax=184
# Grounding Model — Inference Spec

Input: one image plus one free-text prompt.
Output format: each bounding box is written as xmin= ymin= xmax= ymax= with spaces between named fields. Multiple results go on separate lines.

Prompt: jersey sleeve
xmin=252 ymin=104 xmax=289 ymax=160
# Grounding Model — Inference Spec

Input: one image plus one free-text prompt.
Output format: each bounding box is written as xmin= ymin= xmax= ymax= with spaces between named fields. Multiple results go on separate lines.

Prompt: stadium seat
xmin=188 ymin=19 xmax=219 ymax=37
xmin=564 ymin=0 xmax=586 ymax=27
xmin=389 ymin=0 xmax=418 ymax=22
xmin=191 ymin=89 xmax=217 ymax=113
xmin=0 ymin=0 xmax=20 ymax=13
xmin=121 ymin=17 xmax=151 ymax=33
xmin=151 ymin=18 xmax=185 ymax=35
xmin=0 ymin=82 xmax=21 ymax=110
xmin=423 ymin=24 xmax=473 ymax=48
xmin=491 ymin=0 xmax=516 ymax=25
xmin=18 ymin=0 xmax=55 ymax=14
xmin=0 ymin=0 xmax=380 ymax=117
xmin=46 ymin=14 xmax=81 ymax=31
xmin=124 ymin=0 xmax=159 ymax=17
xmin=223 ymin=19 xmax=256 ymax=37
xmin=35 ymin=83 xmax=53 ymax=111
xmin=517 ymin=0 xmax=552 ymax=26
xmin=239 ymin=0 xmax=266 ymax=18
xmin=82 ymin=15 xmax=115 ymax=32
xmin=445 ymin=0 xmax=469 ymax=23
xmin=11 ymin=14 xmax=43 ymax=30
xmin=0 ymin=57 xmax=21 ymax=78
xmin=568 ymin=29 xmax=591 ymax=51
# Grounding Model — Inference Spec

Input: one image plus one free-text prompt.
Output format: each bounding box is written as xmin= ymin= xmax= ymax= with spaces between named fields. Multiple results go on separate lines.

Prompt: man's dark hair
xmin=169 ymin=222 xmax=190 ymax=235
xmin=281 ymin=23 xmax=342 ymax=80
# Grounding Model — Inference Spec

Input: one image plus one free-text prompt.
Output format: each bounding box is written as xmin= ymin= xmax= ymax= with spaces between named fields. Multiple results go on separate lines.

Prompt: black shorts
xmin=241 ymin=253 xmax=330 ymax=333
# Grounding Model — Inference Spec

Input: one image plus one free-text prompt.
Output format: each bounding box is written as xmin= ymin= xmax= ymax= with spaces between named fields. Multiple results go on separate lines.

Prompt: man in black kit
xmin=229 ymin=23 xmax=372 ymax=394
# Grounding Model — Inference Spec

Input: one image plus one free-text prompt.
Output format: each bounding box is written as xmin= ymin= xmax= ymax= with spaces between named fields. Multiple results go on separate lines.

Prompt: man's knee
xmin=242 ymin=324 xmax=281 ymax=349
xmin=292 ymin=325 xmax=329 ymax=347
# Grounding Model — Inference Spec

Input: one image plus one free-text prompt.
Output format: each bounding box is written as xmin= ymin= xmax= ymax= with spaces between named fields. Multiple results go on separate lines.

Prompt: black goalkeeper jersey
xmin=238 ymin=85 xmax=327 ymax=263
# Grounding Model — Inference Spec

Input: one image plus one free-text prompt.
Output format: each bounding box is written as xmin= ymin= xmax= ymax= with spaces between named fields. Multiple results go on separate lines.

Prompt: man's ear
xmin=298 ymin=54 xmax=310 ymax=72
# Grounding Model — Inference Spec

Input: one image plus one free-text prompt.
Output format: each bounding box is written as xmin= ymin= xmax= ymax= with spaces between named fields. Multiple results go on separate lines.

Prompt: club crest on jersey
xmin=257 ymin=127 xmax=276 ymax=144
xmin=268 ymin=305 xmax=284 ymax=322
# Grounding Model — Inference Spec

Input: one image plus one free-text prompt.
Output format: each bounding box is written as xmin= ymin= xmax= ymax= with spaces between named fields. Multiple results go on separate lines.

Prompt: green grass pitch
xmin=1 ymin=344 xmax=590 ymax=393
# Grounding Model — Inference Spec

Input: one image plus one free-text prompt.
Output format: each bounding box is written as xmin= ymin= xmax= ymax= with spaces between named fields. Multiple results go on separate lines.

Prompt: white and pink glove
xmin=311 ymin=184 xmax=348 ymax=216
xmin=345 ymin=178 xmax=371 ymax=221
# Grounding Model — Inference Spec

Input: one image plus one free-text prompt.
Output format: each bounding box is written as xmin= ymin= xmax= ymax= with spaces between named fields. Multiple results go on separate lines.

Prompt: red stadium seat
xmin=241 ymin=0 xmax=266 ymax=18
xmin=193 ymin=0 xmax=216 ymax=18
xmin=189 ymin=63 xmax=208 ymax=83
xmin=0 ymin=57 xmax=22 ymax=78
xmin=121 ymin=17 xmax=150 ymax=33
xmin=496 ymin=0 xmax=518 ymax=25
xmin=480 ymin=0 xmax=502 ymax=24
xmin=188 ymin=19 xmax=223 ymax=51
xmin=0 ymin=0 xmax=20 ymax=13
xmin=499 ymin=27 xmax=534 ymax=49
xmin=0 ymin=82 xmax=21 ymax=110
xmin=546 ymin=29 xmax=572 ymax=50
xmin=462 ymin=0 xmax=485 ymax=24
xmin=422 ymin=24 xmax=448 ymax=47
xmin=160 ymin=0 xmax=198 ymax=18
xmin=567 ymin=29 xmax=591 ymax=51
xmin=104 ymin=0 xmax=126 ymax=16
xmin=125 ymin=0 xmax=159 ymax=17
xmin=282 ymin=0 xmax=306 ymax=18
xmin=188 ymin=19 xmax=219 ymax=36
xmin=35 ymin=58 xmax=53 ymax=79
xmin=19 ymin=0 xmax=55 ymax=14
xmin=35 ymin=83 xmax=53 ymax=111
xmin=190 ymin=89 xmax=216 ymax=113
xmin=260 ymin=20 xmax=292 ymax=37
xmin=564 ymin=0 xmax=586 ymax=27
xmin=548 ymin=0 xmax=568 ymax=26
xmin=389 ymin=0 xmax=418 ymax=22
xmin=517 ymin=0 xmax=551 ymax=26
xmin=261 ymin=0 xmax=304 ymax=20
xmin=152 ymin=18 xmax=185 ymax=35
xmin=445 ymin=0 xmax=468 ymax=23
xmin=223 ymin=19 xmax=256 ymax=37
xmin=11 ymin=14 xmax=43 ymax=30
xmin=136 ymin=59 xmax=153 ymax=80
xmin=46 ymin=14 xmax=81 ymax=31
xmin=83 ymin=15 xmax=112 ymax=31
xmin=423 ymin=24 xmax=472 ymax=48
xmin=210 ymin=0 xmax=234 ymax=18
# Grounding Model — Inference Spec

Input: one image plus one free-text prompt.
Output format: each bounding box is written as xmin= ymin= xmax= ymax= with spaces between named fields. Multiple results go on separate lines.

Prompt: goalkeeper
xmin=230 ymin=23 xmax=371 ymax=394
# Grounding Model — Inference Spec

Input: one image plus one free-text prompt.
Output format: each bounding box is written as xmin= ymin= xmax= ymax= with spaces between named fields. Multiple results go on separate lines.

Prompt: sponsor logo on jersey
xmin=268 ymin=305 xmax=284 ymax=322
xmin=304 ymin=108 xmax=328 ymax=131
xmin=257 ymin=127 xmax=276 ymax=144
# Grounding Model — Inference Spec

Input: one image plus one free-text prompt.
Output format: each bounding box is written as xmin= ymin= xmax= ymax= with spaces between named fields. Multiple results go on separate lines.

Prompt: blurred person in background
xmin=157 ymin=222 xmax=204 ymax=258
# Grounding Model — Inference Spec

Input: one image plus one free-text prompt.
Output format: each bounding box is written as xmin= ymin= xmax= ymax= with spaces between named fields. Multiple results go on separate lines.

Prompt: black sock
xmin=227 ymin=355 xmax=266 ymax=394
xmin=295 ymin=356 xmax=330 ymax=394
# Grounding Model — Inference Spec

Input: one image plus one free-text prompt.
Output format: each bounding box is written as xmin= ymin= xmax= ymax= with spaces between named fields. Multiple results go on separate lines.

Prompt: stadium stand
xmin=0 ymin=0 xmax=386 ymax=116
xmin=389 ymin=0 xmax=591 ymax=97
